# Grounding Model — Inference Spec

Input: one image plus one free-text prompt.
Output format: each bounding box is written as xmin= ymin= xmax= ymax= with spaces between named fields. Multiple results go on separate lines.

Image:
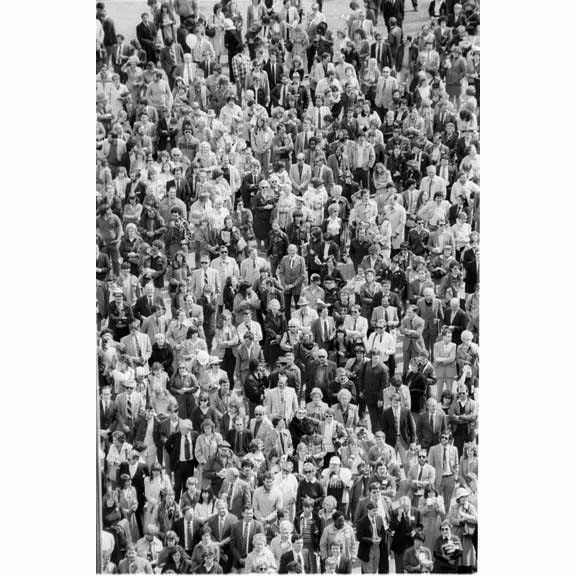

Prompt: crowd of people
xmin=96 ymin=0 xmax=480 ymax=573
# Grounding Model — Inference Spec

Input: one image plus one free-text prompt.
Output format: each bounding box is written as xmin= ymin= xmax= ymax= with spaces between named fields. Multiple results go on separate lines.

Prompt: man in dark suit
xmin=279 ymin=533 xmax=316 ymax=573
xmin=165 ymin=419 xmax=197 ymax=502
xmin=433 ymin=100 xmax=458 ymax=134
xmin=99 ymin=385 xmax=119 ymax=440
xmin=229 ymin=505 xmax=264 ymax=571
xmin=159 ymin=38 xmax=185 ymax=88
xmin=356 ymin=503 xmax=389 ymax=574
xmin=226 ymin=416 xmax=253 ymax=458
xmin=370 ymin=31 xmax=393 ymax=70
xmin=445 ymin=297 xmax=468 ymax=345
xmin=136 ymin=12 xmax=158 ymax=64
xmin=277 ymin=244 xmax=307 ymax=321
xmin=133 ymin=284 xmax=165 ymax=322
xmin=357 ymin=350 xmax=389 ymax=433
xmin=416 ymin=398 xmax=448 ymax=450
xmin=381 ymin=393 xmax=416 ymax=469
xmin=461 ymin=233 xmax=479 ymax=295
xmin=174 ymin=507 xmax=203 ymax=557
xmin=264 ymin=52 xmax=285 ymax=94
xmin=206 ymin=500 xmax=238 ymax=572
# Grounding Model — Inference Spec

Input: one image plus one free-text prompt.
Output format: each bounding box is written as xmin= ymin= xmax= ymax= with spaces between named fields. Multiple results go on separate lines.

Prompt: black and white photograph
xmin=95 ymin=1 xmax=482 ymax=573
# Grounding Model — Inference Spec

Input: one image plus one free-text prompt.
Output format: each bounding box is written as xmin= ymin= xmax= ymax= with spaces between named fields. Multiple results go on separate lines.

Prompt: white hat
xmin=455 ymin=487 xmax=469 ymax=501
xmin=196 ymin=350 xmax=210 ymax=366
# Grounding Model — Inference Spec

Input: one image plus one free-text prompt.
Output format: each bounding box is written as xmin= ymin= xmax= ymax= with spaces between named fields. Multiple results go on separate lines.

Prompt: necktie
xmin=430 ymin=413 xmax=434 ymax=432
xmin=219 ymin=517 xmax=224 ymax=539
xmin=299 ymin=164 xmax=303 ymax=178
xmin=204 ymin=271 xmax=209 ymax=287
xmin=126 ymin=396 xmax=132 ymax=421
xmin=235 ymin=432 xmax=240 ymax=454
xmin=418 ymin=466 xmax=423 ymax=481
xmin=443 ymin=446 xmax=449 ymax=473
xmin=243 ymin=522 xmax=249 ymax=556
xmin=280 ymin=432 xmax=286 ymax=454
xmin=227 ymin=481 xmax=234 ymax=506
xmin=186 ymin=520 xmax=193 ymax=549
xmin=104 ymin=400 xmax=109 ymax=412
xmin=184 ymin=434 xmax=191 ymax=461
xmin=148 ymin=296 xmax=152 ymax=308
xmin=353 ymin=319 xmax=357 ymax=331
xmin=134 ymin=335 xmax=141 ymax=358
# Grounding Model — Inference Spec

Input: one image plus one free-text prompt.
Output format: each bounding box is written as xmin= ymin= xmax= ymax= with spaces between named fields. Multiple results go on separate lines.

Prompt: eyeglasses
xmin=200 ymin=399 xmax=209 ymax=403
xmin=255 ymin=412 xmax=264 ymax=416
xmin=304 ymin=469 xmax=314 ymax=474
xmin=201 ymin=261 xmax=209 ymax=265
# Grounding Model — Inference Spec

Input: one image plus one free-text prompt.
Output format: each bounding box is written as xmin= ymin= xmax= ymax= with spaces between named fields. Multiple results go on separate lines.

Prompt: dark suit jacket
xmin=136 ymin=22 xmax=158 ymax=61
xmin=133 ymin=294 xmax=165 ymax=322
xmin=264 ymin=61 xmax=284 ymax=92
xmin=165 ymin=431 xmax=199 ymax=470
xmin=278 ymin=548 xmax=315 ymax=574
xmin=416 ymin=411 xmax=448 ymax=450
xmin=370 ymin=40 xmax=393 ymax=68
xmin=226 ymin=429 xmax=253 ymax=457
xmin=304 ymin=360 xmax=337 ymax=402
xmin=445 ymin=308 xmax=468 ymax=345
xmin=390 ymin=508 xmax=422 ymax=554
xmin=229 ymin=519 xmax=264 ymax=566
xmin=100 ymin=399 xmax=119 ymax=433
xmin=433 ymin=112 xmax=458 ymax=134
xmin=206 ymin=512 xmax=238 ymax=544
xmin=356 ymin=513 xmax=387 ymax=562
xmin=174 ymin=517 xmax=204 ymax=552
xmin=381 ymin=407 xmax=416 ymax=449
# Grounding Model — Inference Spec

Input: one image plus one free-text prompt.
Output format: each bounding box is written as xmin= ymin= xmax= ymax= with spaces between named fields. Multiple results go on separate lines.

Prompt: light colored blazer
xmin=120 ymin=331 xmax=152 ymax=364
xmin=406 ymin=462 xmax=436 ymax=496
xmin=190 ymin=267 xmax=221 ymax=299
xmin=248 ymin=417 xmax=274 ymax=443
xmin=433 ymin=341 xmax=458 ymax=379
xmin=264 ymin=387 xmax=299 ymax=423
xmin=428 ymin=443 xmax=459 ymax=488
xmin=289 ymin=162 xmax=312 ymax=194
